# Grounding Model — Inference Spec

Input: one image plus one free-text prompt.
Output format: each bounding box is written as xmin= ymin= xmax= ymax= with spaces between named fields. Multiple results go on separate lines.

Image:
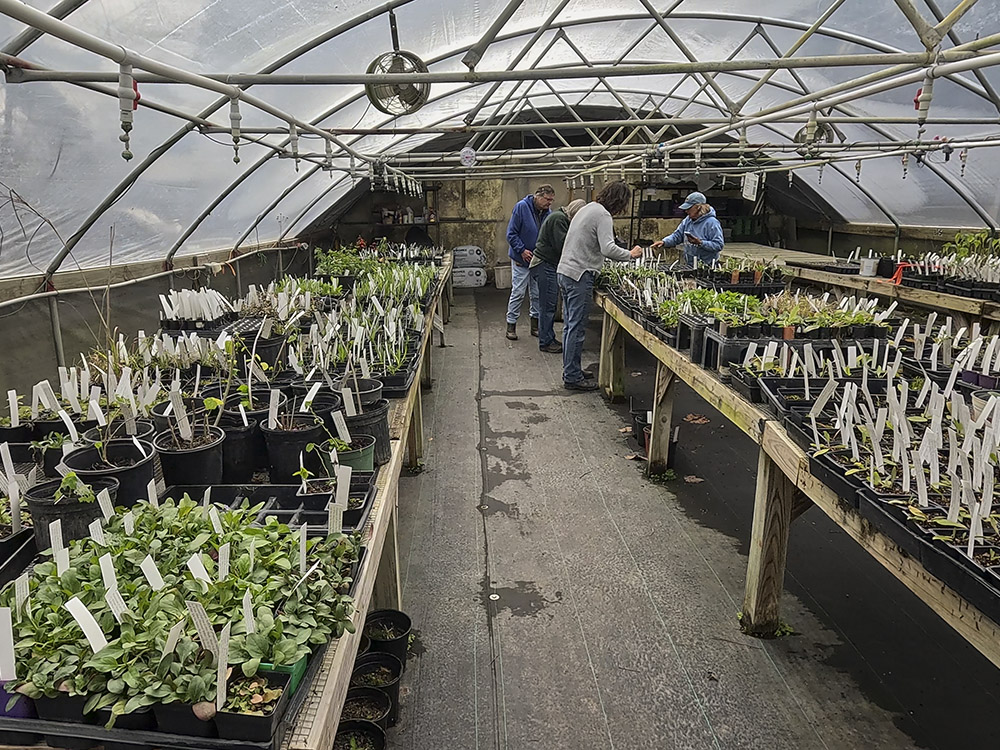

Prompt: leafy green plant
xmin=222 ymin=674 xmax=283 ymax=716
xmin=54 ymin=472 xmax=97 ymax=505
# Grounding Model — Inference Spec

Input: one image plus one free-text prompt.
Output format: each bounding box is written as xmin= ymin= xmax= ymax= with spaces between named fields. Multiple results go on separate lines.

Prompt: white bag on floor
xmin=453 ymin=245 xmax=487 ymax=268
xmin=452 ymin=268 xmax=487 ymax=288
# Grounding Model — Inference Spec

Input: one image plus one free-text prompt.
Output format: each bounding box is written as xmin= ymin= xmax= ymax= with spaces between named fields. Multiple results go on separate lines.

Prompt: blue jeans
xmin=558 ymin=271 xmax=594 ymax=384
xmin=530 ymin=261 xmax=559 ymax=347
xmin=506 ymin=260 xmax=539 ymax=325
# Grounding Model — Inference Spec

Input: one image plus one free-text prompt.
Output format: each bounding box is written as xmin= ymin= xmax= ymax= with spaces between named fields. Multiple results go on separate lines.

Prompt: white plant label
xmin=334 ymin=465 xmax=352 ymax=509
xmin=140 ymin=554 xmax=165 ymax=590
xmin=147 ymin=479 xmax=159 ymax=508
xmin=209 ymin=506 xmax=224 ymax=535
xmin=14 ymin=574 xmax=29 ymax=618
xmin=54 ymin=547 xmax=69 ymax=576
xmin=300 ymin=382 xmax=322 ymax=412
xmin=328 ymin=505 xmax=343 ymax=535
xmin=238 ymin=403 xmax=249 ymax=427
xmin=809 ymin=378 xmax=838 ymax=418
xmin=168 ymin=391 xmax=193 ymax=441
xmin=160 ymin=620 xmax=185 ymax=662
xmin=186 ymin=553 xmax=212 ymax=583
xmin=105 ymin=587 xmax=129 ymax=623
xmin=218 ymin=543 xmax=230 ymax=582
xmin=97 ymin=488 xmax=114 ymax=520
xmin=299 ymin=524 xmax=307 ymax=575
xmin=242 ymin=590 xmax=256 ymax=634
xmin=49 ymin=519 xmax=64 ymax=555
xmin=332 ymin=411 xmax=352 ymax=443
xmin=6 ymin=391 xmax=18 ymax=428
xmin=186 ymin=601 xmax=218 ymax=655
xmin=65 ymin=596 xmax=109 ymax=652
xmin=0 ymin=608 xmax=14 ymax=681
xmin=202 ymin=487 xmax=212 ymax=508
xmin=99 ymin=553 xmax=118 ymax=590
xmin=123 ymin=511 xmax=135 ymax=534
xmin=57 ymin=410 xmax=79 ymax=444
xmin=267 ymin=389 xmax=280 ymax=430
xmin=360 ymin=356 xmax=371 ymax=379
xmin=216 ymin=621 xmax=232 ymax=711
xmin=342 ymin=387 xmax=357 ymax=417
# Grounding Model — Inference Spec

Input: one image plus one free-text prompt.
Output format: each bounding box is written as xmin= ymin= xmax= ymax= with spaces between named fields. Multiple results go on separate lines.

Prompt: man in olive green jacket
xmin=530 ymin=199 xmax=586 ymax=352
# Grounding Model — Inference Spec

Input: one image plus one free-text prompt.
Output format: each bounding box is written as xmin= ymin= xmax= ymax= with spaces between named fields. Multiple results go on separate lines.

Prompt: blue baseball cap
xmin=679 ymin=191 xmax=706 ymax=210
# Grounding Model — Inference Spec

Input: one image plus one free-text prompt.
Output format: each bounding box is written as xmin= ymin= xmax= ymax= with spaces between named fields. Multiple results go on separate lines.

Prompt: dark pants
xmin=530 ymin=261 xmax=559 ymax=347
xmin=558 ymin=270 xmax=594 ymax=384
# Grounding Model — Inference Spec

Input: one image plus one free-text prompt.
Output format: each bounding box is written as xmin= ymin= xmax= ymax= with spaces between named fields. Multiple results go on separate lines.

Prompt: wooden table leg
xmin=646 ymin=361 xmax=675 ymax=476
xmin=406 ymin=387 xmax=425 ymax=468
xmin=422 ymin=332 xmax=433 ymax=388
xmin=598 ymin=310 xmax=626 ymax=402
xmin=742 ymin=445 xmax=797 ymax=637
xmin=372 ymin=485 xmax=402 ymax=610
xmin=441 ymin=284 xmax=451 ymax=324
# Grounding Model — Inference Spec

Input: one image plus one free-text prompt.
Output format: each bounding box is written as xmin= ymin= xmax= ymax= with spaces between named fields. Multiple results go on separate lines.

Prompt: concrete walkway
xmin=390 ymin=287 xmax=999 ymax=750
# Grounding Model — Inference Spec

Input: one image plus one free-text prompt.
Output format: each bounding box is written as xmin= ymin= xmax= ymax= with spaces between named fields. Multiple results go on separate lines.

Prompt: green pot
xmin=320 ymin=435 xmax=376 ymax=473
xmin=259 ymin=655 xmax=308 ymax=696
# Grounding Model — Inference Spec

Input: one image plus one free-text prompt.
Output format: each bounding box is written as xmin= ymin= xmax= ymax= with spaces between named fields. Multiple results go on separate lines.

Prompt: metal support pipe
xmin=48 ymin=297 xmax=66 ymax=368
xmin=12 ymin=49 xmax=984 ymax=85
xmin=1 ymin=0 xmax=88 ymax=55
xmin=462 ymin=0 xmax=528 ymax=70
xmin=890 ymin=0 xmax=940 ymax=48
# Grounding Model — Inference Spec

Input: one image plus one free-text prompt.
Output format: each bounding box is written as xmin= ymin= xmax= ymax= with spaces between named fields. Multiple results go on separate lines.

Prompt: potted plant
xmin=334 ymin=718 xmax=387 ymax=749
xmin=0 ymin=499 xmax=32 ymax=564
xmin=260 ymin=414 xmax=326 ymax=483
xmin=318 ymin=436 xmax=377 ymax=473
xmin=62 ymin=438 xmax=155 ymax=509
xmin=230 ymin=605 xmax=311 ymax=696
xmin=31 ymin=431 xmax=71 ymax=478
xmin=23 ymin=473 xmax=117 ymax=551
xmin=349 ymin=653 xmax=402 ymax=727
xmin=214 ymin=670 xmax=290 ymax=742
xmin=362 ymin=610 xmax=411 ymax=673
xmin=341 ymin=687 xmax=391 ymax=731
xmin=0 ymin=399 xmax=33 ymax=443
xmin=152 ymin=398 xmax=226 ymax=486
xmin=152 ymin=636 xmax=220 ymax=738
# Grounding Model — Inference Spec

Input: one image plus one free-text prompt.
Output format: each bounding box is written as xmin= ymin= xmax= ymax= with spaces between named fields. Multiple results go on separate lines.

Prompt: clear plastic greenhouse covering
xmin=3 ymin=0 xmax=1000 ymax=279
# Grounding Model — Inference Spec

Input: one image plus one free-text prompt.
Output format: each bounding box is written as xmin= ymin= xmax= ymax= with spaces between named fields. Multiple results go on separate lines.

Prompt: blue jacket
xmin=662 ymin=207 xmax=725 ymax=261
xmin=507 ymin=194 xmax=551 ymax=266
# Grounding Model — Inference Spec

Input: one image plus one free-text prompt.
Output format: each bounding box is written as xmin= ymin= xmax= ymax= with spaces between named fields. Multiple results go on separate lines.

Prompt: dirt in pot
xmin=341 ymin=696 xmax=387 ymax=722
xmin=364 ymin=622 xmax=403 ymax=641
xmin=334 ymin=730 xmax=379 ymax=750
xmin=352 ymin=665 xmax=395 ymax=687
xmin=160 ymin=432 xmax=218 ymax=450
xmin=349 ymin=496 xmax=363 ymax=510
xmin=306 ymin=480 xmax=336 ymax=493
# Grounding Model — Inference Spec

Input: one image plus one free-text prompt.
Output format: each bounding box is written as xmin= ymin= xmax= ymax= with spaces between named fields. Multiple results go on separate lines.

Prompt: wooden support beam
xmin=421 ymin=335 xmax=433 ymax=388
xmin=646 ymin=361 xmax=676 ymax=476
xmin=406 ymin=387 xmax=425 ymax=469
xmin=372 ymin=485 xmax=402 ymax=610
xmin=742 ymin=445 xmax=797 ymax=637
xmin=791 ymin=491 xmax=814 ymax=522
xmin=598 ymin=309 xmax=626 ymax=402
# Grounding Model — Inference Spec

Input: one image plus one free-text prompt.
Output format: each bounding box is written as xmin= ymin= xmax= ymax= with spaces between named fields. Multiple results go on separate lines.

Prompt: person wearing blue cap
xmin=652 ymin=191 xmax=725 ymax=267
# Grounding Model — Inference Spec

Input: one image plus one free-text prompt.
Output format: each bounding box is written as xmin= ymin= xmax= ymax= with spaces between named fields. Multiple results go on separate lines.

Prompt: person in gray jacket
xmin=557 ymin=181 xmax=643 ymax=391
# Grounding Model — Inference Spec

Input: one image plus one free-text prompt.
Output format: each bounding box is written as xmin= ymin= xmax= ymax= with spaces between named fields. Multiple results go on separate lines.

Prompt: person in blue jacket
xmin=652 ymin=191 xmax=724 ymax=266
xmin=505 ymin=184 xmax=555 ymax=340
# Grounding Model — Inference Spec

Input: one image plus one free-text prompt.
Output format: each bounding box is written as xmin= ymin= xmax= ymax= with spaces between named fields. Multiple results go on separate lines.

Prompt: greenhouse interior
xmin=5 ymin=0 xmax=1000 ymax=748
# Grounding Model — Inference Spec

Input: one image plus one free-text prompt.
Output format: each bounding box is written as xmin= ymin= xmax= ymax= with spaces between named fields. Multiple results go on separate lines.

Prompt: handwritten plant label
xmin=146 ymin=479 xmax=159 ymax=508
xmin=14 ymin=574 xmax=28 ymax=618
xmin=186 ymin=601 xmax=218 ymax=655
xmin=123 ymin=511 xmax=135 ymax=534
xmin=342 ymin=387 xmax=357 ymax=417
xmin=299 ymin=525 xmax=307 ymax=575
xmin=160 ymin=620 xmax=185 ymax=662
xmin=208 ymin=506 xmax=224 ymax=535
xmin=105 ymin=587 xmax=130 ymax=623
xmin=99 ymin=553 xmax=118 ymax=590
xmin=218 ymin=543 xmax=230 ymax=582
xmin=267 ymin=389 xmax=280 ymax=430
xmin=242 ymin=590 xmax=256 ymax=634
xmin=97 ymin=488 xmax=114 ymax=520
xmin=0 ymin=608 xmax=15 ymax=681
xmin=332 ymin=411 xmax=352 ymax=443
xmin=216 ymin=622 xmax=232 ymax=711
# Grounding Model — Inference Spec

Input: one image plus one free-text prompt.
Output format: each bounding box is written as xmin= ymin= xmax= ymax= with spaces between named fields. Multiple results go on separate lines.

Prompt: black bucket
xmin=62 ymin=439 xmax=156 ymax=508
xmin=346 ymin=399 xmax=391 ymax=466
xmin=220 ymin=416 xmax=258 ymax=483
xmin=363 ymin=609 xmax=412 ymax=673
xmin=260 ymin=416 xmax=326 ymax=483
xmin=153 ymin=426 xmax=225 ymax=487
xmin=81 ymin=419 xmax=155 ymax=445
xmin=23 ymin=477 xmax=119 ymax=552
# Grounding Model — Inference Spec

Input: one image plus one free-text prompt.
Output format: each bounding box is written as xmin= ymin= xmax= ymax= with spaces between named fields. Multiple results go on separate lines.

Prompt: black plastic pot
xmin=152 ymin=702 xmax=217 ymax=738
xmin=300 ymin=391 xmax=343 ymax=434
xmin=96 ymin=707 xmax=155 ymax=750
xmin=241 ymin=333 xmax=288 ymax=371
xmin=153 ymin=426 xmax=225 ymax=487
xmin=38 ymin=445 xmax=64 ymax=478
xmin=335 ymin=718 xmax=387 ymax=748
xmin=215 ymin=671 xmax=291 ymax=742
xmin=81 ymin=419 xmax=155 ymax=445
xmin=350 ymin=653 xmax=403 ymax=727
xmin=364 ymin=609 xmax=412 ymax=673
xmin=219 ymin=416 xmax=258 ymax=483
xmin=345 ymin=400 xmax=391 ymax=466
xmin=150 ymin=398 xmax=207 ymax=434
xmin=260 ymin=416 xmax=326 ymax=483
xmin=31 ymin=416 xmax=69 ymax=441
xmin=348 ymin=378 xmax=384 ymax=407
xmin=23 ymin=477 xmax=119 ymax=552
xmin=0 ymin=424 xmax=31 ymax=443
xmin=34 ymin=694 xmax=97 ymax=750
xmin=62 ymin=439 xmax=156 ymax=508
xmin=358 ymin=634 xmax=371 ymax=657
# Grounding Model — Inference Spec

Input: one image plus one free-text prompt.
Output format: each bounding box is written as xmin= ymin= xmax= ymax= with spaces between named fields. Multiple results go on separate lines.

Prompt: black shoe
xmin=564 ymin=378 xmax=599 ymax=391
xmin=530 ymin=317 xmax=539 ymax=337
xmin=506 ymin=323 xmax=517 ymax=341
xmin=540 ymin=341 xmax=562 ymax=353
